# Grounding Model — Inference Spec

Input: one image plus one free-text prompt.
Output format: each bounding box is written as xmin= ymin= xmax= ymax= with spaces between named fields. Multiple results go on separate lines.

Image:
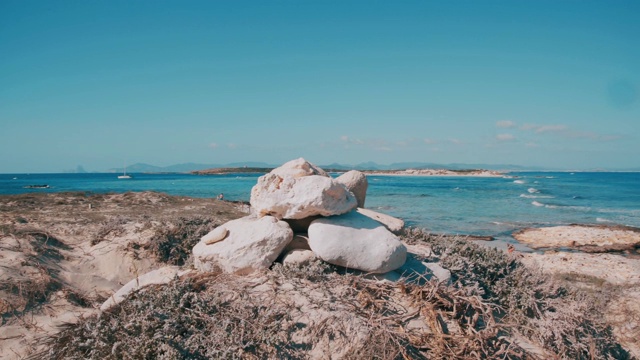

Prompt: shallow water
xmin=2 ymin=172 xmax=639 ymax=241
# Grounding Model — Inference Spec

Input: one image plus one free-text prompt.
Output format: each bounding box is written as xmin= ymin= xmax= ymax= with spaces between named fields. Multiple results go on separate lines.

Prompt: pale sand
xmin=522 ymin=252 xmax=640 ymax=357
xmin=0 ymin=192 xmax=246 ymax=359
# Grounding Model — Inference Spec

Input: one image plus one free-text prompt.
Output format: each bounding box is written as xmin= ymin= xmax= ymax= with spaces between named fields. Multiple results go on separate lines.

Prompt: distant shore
xmin=362 ymin=169 xmax=504 ymax=177
xmin=192 ymin=167 xmax=503 ymax=177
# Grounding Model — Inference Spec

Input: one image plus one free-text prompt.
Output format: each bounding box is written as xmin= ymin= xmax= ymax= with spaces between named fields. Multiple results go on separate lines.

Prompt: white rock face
xmin=282 ymin=249 xmax=318 ymax=266
xmin=193 ymin=216 xmax=293 ymax=274
xmin=271 ymin=157 xmax=329 ymax=178
xmin=308 ymin=211 xmax=407 ymax=273
xmin=335 ymin=170 xmax=368 ymax=207
xmin=356 ymin=208 xmax=405 ymax=234
xmin=250 ymin=173 xmax=357 ymax=219
xmin=100 ymin=266 xmax=191 ymax=311
xmin=203 ymin=226 xmax=228 ymax=245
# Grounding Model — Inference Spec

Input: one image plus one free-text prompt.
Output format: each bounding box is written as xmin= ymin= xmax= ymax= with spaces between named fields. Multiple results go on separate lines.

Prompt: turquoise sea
xmin=1 ymin=172 xmax=639 ymax=242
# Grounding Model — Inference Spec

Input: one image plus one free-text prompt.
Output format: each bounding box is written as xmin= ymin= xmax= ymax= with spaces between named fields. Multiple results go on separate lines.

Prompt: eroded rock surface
xmin=193 ymin=216 xmax=293 ymax=274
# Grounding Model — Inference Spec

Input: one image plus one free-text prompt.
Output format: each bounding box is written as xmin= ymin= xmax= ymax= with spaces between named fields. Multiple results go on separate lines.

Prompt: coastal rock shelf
xmin=513 ymin=224 xmax=640 ymax=253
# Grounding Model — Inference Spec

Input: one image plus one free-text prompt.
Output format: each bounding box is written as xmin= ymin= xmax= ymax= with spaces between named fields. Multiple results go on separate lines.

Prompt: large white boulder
xmin=250 ymin=162 xmax=357 ymax=219
xmin=356 ymin=208 xmax=405 ymax=234
xmin=307 ymin=211 xmax=407 ymax=273
xmin=271 ymin=157 xmax=329 ymax=178
xmin=336 ymin=170 xmax=368 ymax=207
xmin=193 ymin=216 xmax=293 ymax=275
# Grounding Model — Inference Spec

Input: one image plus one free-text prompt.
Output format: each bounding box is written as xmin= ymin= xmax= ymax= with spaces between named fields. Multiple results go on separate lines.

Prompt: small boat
xmin=24 ymin=184 xmax=50 ymax=189
xmin=118 ymin=162 xmax=133 ymax=179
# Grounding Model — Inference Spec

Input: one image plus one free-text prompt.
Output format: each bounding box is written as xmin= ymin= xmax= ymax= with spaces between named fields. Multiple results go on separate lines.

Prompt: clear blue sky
xmin=1 ymin=0 xmax=639 ymax=172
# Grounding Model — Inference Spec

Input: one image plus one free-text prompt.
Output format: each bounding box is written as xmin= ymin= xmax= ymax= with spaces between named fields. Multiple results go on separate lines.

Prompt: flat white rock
xmin=308 ymin=211 xmax=407 ymax=273
xmin=356 ymin=207 xmax=405 ymax=234
xmin=193 ymin=216 xmax=293 ymax=274
xmin=100 ymin=266 xmax=191 ymax=311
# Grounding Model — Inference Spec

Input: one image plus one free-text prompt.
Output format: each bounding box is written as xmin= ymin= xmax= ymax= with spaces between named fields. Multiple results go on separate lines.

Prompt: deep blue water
xmin=1 ymin=172 xmax=639 ymax=240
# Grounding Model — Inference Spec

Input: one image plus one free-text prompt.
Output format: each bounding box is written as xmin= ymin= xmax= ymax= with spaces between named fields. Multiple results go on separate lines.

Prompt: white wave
xmin=520 ymin=194 xmax=554 ymax=199
xmin=546 ymin=176 xmax=555 ymax=179
xmin=513 ymin=180 xmax=525 ymax=184
xmin=527 ymin=188 xmax=539 ymax=194
xmin=531 ymin=201 xmax=544 ymax=207
xmin=596 ymin=217 xmax=613 ymax=223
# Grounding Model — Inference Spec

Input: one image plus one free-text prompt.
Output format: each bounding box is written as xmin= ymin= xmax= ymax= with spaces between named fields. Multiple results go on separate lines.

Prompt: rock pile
xmin=193 ymin=158 xmax=408 ymax=274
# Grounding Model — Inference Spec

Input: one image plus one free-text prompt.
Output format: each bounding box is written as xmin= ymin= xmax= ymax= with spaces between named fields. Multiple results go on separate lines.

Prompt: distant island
xmin=192 ymin=167 xmax=503 ymax=177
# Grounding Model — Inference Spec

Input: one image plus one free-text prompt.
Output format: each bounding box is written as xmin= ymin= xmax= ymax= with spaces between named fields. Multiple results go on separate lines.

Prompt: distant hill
xmin=108 ymin=162 xmax=279 ymax=174
xmin=107 ymin=161 xmax=562 ymax=174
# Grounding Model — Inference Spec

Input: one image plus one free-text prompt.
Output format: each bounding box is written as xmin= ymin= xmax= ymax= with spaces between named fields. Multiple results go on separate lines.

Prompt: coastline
xmin=362 ymin=169 xmax=504 ymax=177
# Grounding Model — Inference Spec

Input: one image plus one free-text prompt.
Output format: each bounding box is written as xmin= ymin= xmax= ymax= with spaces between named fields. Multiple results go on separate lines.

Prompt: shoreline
xmin=362 ymin=169 xmax=504 ymax=177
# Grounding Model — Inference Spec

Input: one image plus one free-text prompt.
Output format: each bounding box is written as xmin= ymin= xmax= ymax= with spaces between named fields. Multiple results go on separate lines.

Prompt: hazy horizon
xmin=1 ymin=1 xmax=638 ymax=173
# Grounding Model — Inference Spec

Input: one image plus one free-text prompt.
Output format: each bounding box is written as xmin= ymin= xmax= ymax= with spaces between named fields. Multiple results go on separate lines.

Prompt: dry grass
xmin=146 ymin=216 xmax=221 ymax=266
xmin=31 ymin=227 xmax=635 ymax=359
xmin=2 ymin=193 xmax=635 ymax=359
xmin=403 ymin=228 xmax=631 ymax=359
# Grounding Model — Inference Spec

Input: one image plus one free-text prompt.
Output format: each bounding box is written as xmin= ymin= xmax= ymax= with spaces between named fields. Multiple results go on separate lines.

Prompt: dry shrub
xmin=34 ymin=228 xmax=633 ymax=359
xmin=403 ymin=228 xmax=631 ymax=359
xmin=0 ymin=230 xmax=69 ymax=320
xmin=148 ymin=216 xmax=219 ymax=265
xmin=92 ymin=216 xmax=131 ymax=246
xmin=37 ymin=273 xmax=306 ymax=360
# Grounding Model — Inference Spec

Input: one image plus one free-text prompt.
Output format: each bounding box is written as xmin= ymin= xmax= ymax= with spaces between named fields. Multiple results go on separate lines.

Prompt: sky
xmin=1 ymin=0 xmax=639 ymax=173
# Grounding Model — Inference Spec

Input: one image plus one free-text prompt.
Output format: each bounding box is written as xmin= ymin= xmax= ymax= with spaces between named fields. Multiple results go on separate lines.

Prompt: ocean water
xmin=1 ymin=172 xmax=639 ymax=240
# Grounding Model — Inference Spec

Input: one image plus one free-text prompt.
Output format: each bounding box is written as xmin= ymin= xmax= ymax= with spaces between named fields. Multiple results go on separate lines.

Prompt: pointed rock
xmin=336 ymin=170 xmax=368 ymax=207
xmin=250 ymin=159 xmax=357 ymax=219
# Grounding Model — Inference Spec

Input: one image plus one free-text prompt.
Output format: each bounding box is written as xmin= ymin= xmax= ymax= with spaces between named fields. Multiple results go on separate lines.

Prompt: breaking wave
xmin=520 ymin=194 xmax=554 ymax=199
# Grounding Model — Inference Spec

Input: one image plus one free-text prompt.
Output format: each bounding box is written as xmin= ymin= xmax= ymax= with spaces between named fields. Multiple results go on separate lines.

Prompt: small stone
xmin=282 ymin=249 xmax=317 ymax=266
xmin=203 ymin=226 xmax=228 ymax=245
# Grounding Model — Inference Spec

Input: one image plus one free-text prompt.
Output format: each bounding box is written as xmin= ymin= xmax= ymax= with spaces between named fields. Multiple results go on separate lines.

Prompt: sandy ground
xmin=2 ymin=192 xmax=640 ymax=358
xmin=513 ymin=224 xmax=640 ymax=253
xmin=0 ymin=191 xmax=246 ymax=359
xmin=522 ymin=248 xmax=640 ymax=357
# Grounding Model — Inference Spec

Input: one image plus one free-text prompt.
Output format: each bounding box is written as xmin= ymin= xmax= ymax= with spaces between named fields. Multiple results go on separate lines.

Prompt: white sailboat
xmin=118 ymin=162 xmax=133 ymax=179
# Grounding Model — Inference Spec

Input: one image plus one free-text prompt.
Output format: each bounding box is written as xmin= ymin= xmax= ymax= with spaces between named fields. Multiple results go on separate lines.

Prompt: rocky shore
xmin=1 ymin=159 xmax=639 ymax=359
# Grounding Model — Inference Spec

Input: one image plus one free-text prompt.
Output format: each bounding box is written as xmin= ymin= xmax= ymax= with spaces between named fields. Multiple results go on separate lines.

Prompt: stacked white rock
xmin=335 ymin=170 xmax=368 ymax=208
xmin=250 ymin=158 xmax=357 ymax=219
xmin=193 ymin=215 xmax=293 ymax=274
xmin=192 ymin=158 xmax=407 ymax=275
xmin=307 ymin=211 xmax=406 ymax=273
